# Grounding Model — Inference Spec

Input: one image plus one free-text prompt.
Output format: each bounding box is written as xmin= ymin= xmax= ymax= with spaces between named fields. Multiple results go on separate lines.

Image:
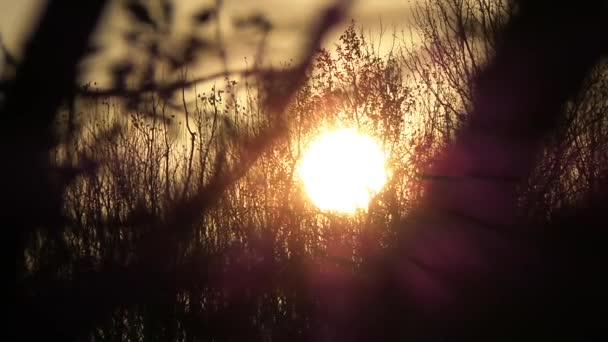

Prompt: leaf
xmin=192 ymin=8 xmax=216 ymax=24
xmin=147 ymin=42 xmax=159 ymax=57
xmin=0 ymin=36 xmax=17 ymax=66
xmin=123 ymin=31 xmax=140 ymax=43
xmin=169 ymin=37 xmax=211 ymax=69
xmin=111 ymin=62 xmax=134 ymax=90
xmin=125 ymin=2 xmax=157 ymax=29
xmin=162 ymin=0 xmax=174 ymax=24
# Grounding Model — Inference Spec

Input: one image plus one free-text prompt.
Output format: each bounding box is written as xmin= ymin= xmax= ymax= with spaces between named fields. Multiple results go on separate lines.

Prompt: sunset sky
xmin=0 ymin=0 xmax=419 ymax=214
xmin=0 ymin=0 xmax=418 ymax=79
xmin=10 ymin=1 xmax=608 ymax=340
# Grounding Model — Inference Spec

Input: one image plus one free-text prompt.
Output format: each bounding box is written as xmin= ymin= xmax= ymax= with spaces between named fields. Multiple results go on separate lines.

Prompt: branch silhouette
xmin=10 ymin=0 xmax=608 ymax=341
xmin=350 ymin=1 xmax=608 ymax=340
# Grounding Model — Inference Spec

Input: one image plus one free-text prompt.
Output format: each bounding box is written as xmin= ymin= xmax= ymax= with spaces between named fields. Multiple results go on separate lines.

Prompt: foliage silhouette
xmin=6 ymin=0 xmax=608 ymax=341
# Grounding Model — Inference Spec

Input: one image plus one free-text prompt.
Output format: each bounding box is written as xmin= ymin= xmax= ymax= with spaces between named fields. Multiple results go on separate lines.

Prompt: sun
xmin=298 ymin=128 xmax=388 ymax=214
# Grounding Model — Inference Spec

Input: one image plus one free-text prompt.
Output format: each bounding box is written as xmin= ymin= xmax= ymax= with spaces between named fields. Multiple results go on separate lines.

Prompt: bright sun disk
xmin=298 ymin=128 xmax=388 ymax=214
